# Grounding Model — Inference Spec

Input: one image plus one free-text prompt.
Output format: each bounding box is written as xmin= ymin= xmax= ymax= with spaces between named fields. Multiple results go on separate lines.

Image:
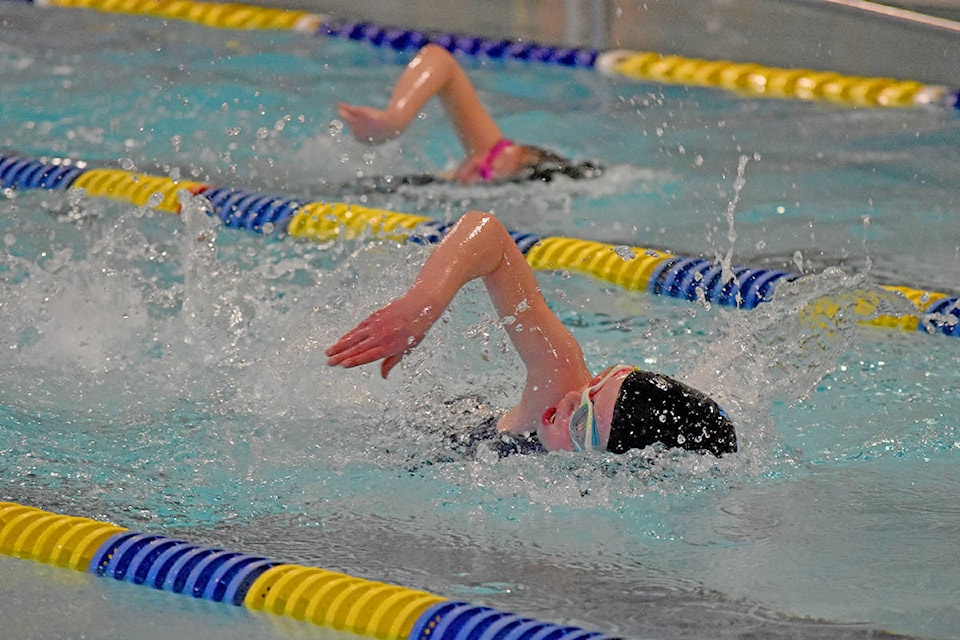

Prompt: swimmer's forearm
xmin=409 ymin=211 xmax=589 ymax=379
xmin=389 ymin=45 xmax=501 ymax=157
xmin=406 ymin=211 xmax=507 ymax=307
xmin=378 ymin=45 xmax=453 ymax=137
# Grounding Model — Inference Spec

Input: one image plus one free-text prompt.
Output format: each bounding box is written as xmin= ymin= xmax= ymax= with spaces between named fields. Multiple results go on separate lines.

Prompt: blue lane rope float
xmin=19 ymin=0 xmax=960 ymax=108
xmin=0 ymin=501 xmax=621 ymax=639
xmin=2 ymin=152 xmax=958 ymax=337
xmin=410 ymin=601 xmax=608 ymax=640
xmin=90 ymin=531 xmax=280 ymax=605
xmin=317 ymin=19 xmax=599 ymax=68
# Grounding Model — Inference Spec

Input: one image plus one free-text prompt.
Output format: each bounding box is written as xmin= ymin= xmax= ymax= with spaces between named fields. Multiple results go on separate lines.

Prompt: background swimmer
xmin=337 ymin=44 xmax=600 ymax=185
xmin=327 ymin=211 xmax=735 ymax=456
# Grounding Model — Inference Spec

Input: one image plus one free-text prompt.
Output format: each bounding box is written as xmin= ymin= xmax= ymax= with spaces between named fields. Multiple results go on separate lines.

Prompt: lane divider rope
xmin=35 ymin=0 xmax=324 ymax=32
xmin=2 ymin=152 xmax=957 ymax=337
xmin=594 ymin=50 xmax=956 ymax=109
xmin=0 ymin=501 xmax=617 ymax=639
xmin=19 ymin=0 xmax=960 ymax=109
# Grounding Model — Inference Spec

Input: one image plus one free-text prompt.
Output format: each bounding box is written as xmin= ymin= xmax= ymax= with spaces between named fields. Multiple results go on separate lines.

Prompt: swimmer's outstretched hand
xmin=326 ymin=295 xmax=440 ymax=379
xmin=337 ymin=102 xmax=402 ymax=145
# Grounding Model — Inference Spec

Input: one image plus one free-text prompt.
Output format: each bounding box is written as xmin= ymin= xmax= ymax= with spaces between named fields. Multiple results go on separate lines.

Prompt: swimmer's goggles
xmin=568 ymin=365 xmax=634 ymax=452
xmin=478 ymin=139 xmax=514 ymax=181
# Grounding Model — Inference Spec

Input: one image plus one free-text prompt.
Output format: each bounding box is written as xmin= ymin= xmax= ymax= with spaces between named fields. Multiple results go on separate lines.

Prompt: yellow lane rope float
xmin=593 ymin=50 xmax=954 ymax=108
xmin=37 ymin=0 xmax=324 ymax=32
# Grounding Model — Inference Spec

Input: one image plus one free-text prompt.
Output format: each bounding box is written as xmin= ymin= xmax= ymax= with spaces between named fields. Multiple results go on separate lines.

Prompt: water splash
xmin=716 ymin=153 xmax=753 ymax=302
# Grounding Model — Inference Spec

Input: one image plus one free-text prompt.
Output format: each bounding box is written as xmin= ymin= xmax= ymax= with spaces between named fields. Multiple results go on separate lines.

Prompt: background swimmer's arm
xmin=327 ymin=211 xmax=591 ymax=433
xmin=337 ymin=44 xmax=502 ymax=157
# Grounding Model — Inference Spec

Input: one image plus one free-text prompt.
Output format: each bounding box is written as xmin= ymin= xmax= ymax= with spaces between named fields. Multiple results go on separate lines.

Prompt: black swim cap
xmin=607 ymin=370 xmax=737 ymax=457
xmin=515 ymin=147 xmax=603 ymax=182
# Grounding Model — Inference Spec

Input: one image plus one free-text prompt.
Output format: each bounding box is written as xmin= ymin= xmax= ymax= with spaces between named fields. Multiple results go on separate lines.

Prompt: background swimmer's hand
xmin=337 ymin=102 xmax=402 ymax=145
xmin=326 ymin=294 xmax=440 ymax=378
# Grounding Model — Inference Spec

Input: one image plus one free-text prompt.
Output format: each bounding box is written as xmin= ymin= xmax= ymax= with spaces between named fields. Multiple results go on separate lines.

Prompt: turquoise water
xmin=2 ymin=3 xmax=960 ymax=639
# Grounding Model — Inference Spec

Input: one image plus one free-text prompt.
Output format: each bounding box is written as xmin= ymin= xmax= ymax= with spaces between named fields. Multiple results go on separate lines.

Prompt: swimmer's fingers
xmin=326 ymin=321 xmax=415 ymax=370
xmin=336 ymin=102 xmax=400 ymax=144
xmin=328 ymin=343 xmax=391 ymax=369
xmin=381 ymin=353 xmax=404 ymax=379
xmin=325 ymin=330 xmax=366 ymax=365
xmin=326 ymin=330 xmax=388 ymax=368
xmin=328 ymin=295 xmax=434 ymax=372
xmin=329 ymin=339 xmax=408 ymax=375
xmin=336 ymin=102 xmax=361 ymax=125
xmin=326 ymin=320 xmax=371 ymax=356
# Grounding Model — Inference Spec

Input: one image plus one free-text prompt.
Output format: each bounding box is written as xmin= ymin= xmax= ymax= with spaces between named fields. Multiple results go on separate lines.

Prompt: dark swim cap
xmin=607 ymin=370 xmax=737 ymax=457
xmin=515 ymin=147 xmax=603 ymax=182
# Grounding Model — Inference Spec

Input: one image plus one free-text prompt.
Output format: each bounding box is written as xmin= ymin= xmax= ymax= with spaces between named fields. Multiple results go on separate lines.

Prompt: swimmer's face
xmin=537 ymin=368 xmax=632 ymax=451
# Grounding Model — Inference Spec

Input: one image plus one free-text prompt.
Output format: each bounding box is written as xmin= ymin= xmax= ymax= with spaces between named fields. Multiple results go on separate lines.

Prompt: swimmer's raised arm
xmin=338 ymin=44 xmax=502 ymax=156
xmin=337 ymin=45 xmax=557 ymax=184
xmin=326 ymin=211 xmax=591 ymax=435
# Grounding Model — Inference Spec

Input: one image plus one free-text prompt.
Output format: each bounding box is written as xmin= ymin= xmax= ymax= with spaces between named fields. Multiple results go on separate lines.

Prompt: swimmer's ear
xmin=381 ymin=353 xmax=403 ymax=379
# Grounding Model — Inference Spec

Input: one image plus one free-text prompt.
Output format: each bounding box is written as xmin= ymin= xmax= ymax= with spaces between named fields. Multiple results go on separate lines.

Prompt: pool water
xmin=2 ymin=3 xmax=960 ymax=639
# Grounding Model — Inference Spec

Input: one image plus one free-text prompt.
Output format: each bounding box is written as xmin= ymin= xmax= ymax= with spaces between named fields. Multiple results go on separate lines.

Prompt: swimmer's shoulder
xmin=449 ymin=416 xmax=545 ymax=459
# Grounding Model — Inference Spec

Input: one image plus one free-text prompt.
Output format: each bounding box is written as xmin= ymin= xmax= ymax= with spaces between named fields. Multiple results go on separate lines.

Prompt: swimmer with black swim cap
xmin=327 ymin=211 xmax=736 ymax=458
xmin=337 ymin=45 xmax=601 ymax=186
xmin=558 ymin=365 xmax=736 ymax=456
